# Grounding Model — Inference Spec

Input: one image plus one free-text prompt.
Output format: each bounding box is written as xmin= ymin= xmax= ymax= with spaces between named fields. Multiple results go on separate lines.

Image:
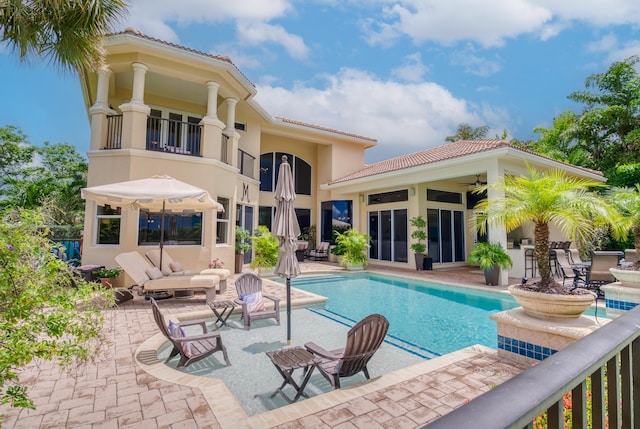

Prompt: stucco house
xmin=79 ymin=29 xmax=605 ymax=286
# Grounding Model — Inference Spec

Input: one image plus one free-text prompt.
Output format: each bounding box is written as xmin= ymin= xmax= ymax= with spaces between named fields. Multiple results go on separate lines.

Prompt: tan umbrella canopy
xmin=82 ymin=175 xmax=223 ymax=268
xmin=273 ymin=156 xmax=301 ymax=344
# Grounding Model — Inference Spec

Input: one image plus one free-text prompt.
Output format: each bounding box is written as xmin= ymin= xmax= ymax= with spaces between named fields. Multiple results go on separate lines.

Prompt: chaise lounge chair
xmin=145 ymin=249 xmax=231 ymax=294
xmin=151 ymin=298 xmax=229 ymax=368
xmin=587 ymin=251 xmax=623 ymax=287
xmin=551 ymin=249 xmax=586 ymax=288
xmin=234 ymin=272 xmax=280 ymax=328
xmin=115 ymin=251 xmax=220 ymax=305
xmin=304 ymin=313 xmax=389 ymax=389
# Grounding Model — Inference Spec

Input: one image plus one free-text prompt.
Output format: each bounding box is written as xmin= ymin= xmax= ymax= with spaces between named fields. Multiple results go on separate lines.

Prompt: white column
xmin=206 ymin=81 xmax=220 ymax=119
xmin=486 ymin=161 xmax=509 ymax=285
xmin=92 ymin=67 xmax=112 ymax=110
xmin=131 ymin=62 xmax=148 ymax=105
xmin=225 ymin=98 xmax=237 ymax=133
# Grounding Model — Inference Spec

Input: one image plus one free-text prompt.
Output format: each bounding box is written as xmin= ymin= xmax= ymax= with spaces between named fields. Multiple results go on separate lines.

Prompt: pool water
xmin=288 ymin=272 xmax=520 ymax=357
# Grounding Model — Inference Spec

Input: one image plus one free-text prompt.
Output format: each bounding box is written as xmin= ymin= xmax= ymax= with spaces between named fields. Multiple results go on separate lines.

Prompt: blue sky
xmin=1 ymin=0 xmax=640 ymax=163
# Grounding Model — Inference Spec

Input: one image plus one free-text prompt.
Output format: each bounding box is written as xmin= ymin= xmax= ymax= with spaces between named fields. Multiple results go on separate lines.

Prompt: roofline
xmin=322 ymin=145 xmax=605 ymax=190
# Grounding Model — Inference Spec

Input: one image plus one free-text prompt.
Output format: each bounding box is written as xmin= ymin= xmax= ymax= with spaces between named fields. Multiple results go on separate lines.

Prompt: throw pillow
xmin=241 ymin=291 xmax=265 ymax=313
xmin=169 ymin=261 xmax=184 ymax=272
xmin=167 ymin=320 xmax=191 ymax=357
xmin=146 ymin=267 xmax=164 ymax=280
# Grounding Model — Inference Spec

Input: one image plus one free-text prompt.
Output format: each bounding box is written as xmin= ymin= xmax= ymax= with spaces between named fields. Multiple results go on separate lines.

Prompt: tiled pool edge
xmin=135 ymin=327 xmax=497 ymax=429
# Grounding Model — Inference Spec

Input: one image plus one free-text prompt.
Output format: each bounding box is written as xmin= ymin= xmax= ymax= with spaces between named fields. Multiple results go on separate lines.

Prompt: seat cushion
xmin=168 ymin=320 xmax=191 ymax=357
xmin=241 ymin=291 xmax=265 ymax=313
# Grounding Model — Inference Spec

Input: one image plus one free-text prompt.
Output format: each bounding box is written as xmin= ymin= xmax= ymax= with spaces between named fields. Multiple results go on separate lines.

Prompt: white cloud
xmin=450 ymin=46 xmax=502 ymax=77
xmin=390 ymin=53 xmax=429 ymax=82
xmin=255 ymin=68 xmax=503 ymax=162
xmin=586 ymin=34 xmax=619 ymax=53
xmin=123 ymin=0 xmax=307 ymax=58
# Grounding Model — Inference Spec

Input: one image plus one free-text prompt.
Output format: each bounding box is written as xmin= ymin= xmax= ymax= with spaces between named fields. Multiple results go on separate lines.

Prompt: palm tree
xmin=474 ymin=166 xmax=625 ymax=289
xmin=1 ymin=0 xmax=127 ymax=71
xmin=445 ymin=123 xmax=490 ymax=142
xmin=609 ymin=185 xmax=640 ymax=260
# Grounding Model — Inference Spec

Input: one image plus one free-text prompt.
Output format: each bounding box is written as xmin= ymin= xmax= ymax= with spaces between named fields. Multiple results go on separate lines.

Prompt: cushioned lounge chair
xmin=145 ymin=249 xmax=230 ymax=294
xmin=304 ymin=313 xmax=389 ymax=389
xmin=234 ymin=272 xmax=280 ymax=328
xmin=309 ymin=242 xmax=330 ymax=261
xmin=552 ymin=249 xmax=585 ymax=287
xmin=151 ymin=298 xmax=229 ymax=368
xmin=115 ymin=251 xmax=220 ymax=305
xmin=587 ymin=251 xmax=623 ymax=286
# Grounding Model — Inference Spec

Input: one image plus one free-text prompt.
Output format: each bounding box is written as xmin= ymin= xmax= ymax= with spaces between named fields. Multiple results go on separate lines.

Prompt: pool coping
xmin=135 ymin=305 xmax=498 ymax=428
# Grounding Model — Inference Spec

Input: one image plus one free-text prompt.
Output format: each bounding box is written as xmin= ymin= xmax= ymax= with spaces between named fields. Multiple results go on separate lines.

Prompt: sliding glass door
xmin=427 ymin=209 xmax=465 ymax=264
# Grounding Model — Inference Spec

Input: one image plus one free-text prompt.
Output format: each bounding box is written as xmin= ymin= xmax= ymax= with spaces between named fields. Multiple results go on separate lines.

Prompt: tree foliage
xmin=0 ymin=0 xmax=127 ymax=72
xmin=0 ymin=126 xmax=88 ymax=227
xmin=474 ymin=166 xmax=625 ymax=288
xmin=0 ymin=209 xmax=112 ymax=411
xmin=445 ymin=123 xmax=490 ymax=142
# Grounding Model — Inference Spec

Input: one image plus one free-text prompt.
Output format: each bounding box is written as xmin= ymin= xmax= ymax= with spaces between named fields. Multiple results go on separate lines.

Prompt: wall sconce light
xmin=409 ymin=187 xmax=415 ymax=197
xmin=359 ymin=195 xmax=364 ymax=203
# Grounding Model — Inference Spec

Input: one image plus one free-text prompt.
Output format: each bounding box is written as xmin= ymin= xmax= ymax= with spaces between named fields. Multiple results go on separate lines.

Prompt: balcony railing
xmin=238 ymin=149 xmax=255 ymax=179
xmin=146 ymin=116 xmax=202 ymax=157
xmin=105 ymin=114 xmax=123 ymax=149
xmin=423 ymin=306 xmax=640 ymax=429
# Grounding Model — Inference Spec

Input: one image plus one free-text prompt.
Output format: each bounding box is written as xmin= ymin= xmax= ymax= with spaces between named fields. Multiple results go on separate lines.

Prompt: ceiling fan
xmin=460 ymin=174 xmax=487 ymax=188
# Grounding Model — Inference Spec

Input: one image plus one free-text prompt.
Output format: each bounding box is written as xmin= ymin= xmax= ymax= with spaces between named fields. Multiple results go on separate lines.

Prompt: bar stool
xmin=524 ymin=248 xmax=536 ymax=278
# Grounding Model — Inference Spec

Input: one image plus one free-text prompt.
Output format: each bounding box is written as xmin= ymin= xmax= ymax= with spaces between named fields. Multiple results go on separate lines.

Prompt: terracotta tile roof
xmin=113 ymin=28 xmax=254 ymax=86
xmin=273 ymin=116 xmax=377 ymax=143
xmin=328 ymin=139 xmax=603 ymax=185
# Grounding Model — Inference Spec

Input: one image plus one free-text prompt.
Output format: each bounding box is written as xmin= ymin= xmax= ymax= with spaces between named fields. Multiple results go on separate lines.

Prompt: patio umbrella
xmin=273 ymin=156 xmax=301 ymax=345
xmin=81 ymin=175 xmax=223 ymax=268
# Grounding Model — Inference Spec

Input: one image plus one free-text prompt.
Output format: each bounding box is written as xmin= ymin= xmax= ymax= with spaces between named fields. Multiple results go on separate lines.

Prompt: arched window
xmin=259 ymin=152 xmax=311 ymax=195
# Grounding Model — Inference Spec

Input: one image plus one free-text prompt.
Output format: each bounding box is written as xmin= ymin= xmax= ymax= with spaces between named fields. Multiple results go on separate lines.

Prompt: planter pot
xmin=234 ymin=253 xmax=244 ymax=274
xmin=258 ymin=267 xmax=275 ymax=277
xmin=414 ymin=253 xmax=425 ymax=271
xmin=100 ymin=278 xmax=114 ymax=289
xmin=345 ymin=263 xmax=364 ymax=271
xmin=483 ymin=264 xmax=500 ymax=286
xmin=508 ymin=285 xmax=595 ymax=321
xmin=609 ymin=268 xmax=640 ymax=288
xmin=423 ymin=257 xmax=433 ymax=270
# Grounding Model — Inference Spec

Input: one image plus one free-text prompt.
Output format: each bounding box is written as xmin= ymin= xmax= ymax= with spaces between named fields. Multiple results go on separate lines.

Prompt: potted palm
xmin=608 ymin=185 xmax=640 ymax=287
xmin=468 ymin=242 xmax=512 ymax=286
xmin=250 ymin=225 xmax=279 ymax=276
xmin=474 ymin=166 xmax=624 ymax=320
xmin=410 ymin=216 xmax=428 ymax=270
xmin=334 ymin=229 xmax=370 ymax=271
xmin=235 ymin=226 xmax=251 ymax=274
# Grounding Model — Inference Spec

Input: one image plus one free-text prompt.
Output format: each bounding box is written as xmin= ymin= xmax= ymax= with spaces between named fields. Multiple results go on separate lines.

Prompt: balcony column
xmin=224 ymin=98 xmax=240 ymax=169
xmin=88 ymin=67 xmax=115 ymax=151
xmin=201 ymin=81 xmax=225 ymax=160
xmin=119 ymin=62 xmax=150 ymax=150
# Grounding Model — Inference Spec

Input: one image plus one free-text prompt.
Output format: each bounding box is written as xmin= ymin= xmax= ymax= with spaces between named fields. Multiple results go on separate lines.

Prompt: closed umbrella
xmin=82 ymin=175 xmax=223 ymax=268
xmin=273 ymin=156 xmax=301 ymax=345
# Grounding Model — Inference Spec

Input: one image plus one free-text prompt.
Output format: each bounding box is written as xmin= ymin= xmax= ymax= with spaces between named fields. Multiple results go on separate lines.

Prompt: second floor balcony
xmin=105 ymin=114 xmax=255 ymax=179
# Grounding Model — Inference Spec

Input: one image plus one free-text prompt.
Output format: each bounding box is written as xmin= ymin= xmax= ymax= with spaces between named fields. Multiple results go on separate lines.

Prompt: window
xmin=258 ymin=206 xmax=274 ymax=229
xmin=368 ymin=209 xmax=408 ymax=263
xmin=427 ymin=189 xmax=462 ymax=204
xmin=368 ymin=190 xmax=408 ymax=205
xmin=216 ymin=197 xmax=230 ymax=244
xmin=259 ymin=152 xmax=312 ymax=195
xmin=320 ymin=200 xmax=353 ymax=243
xmin=427 ymin=209 xmax=466 ymax=263
xmin=96 ymin=205 xmax=121 ymax=245
xmin=236 ymin=204 xmax=254 ymax=264
xmin=295 ymin=208 xmax=311 ymax=235
xmin=138 ymin=210 xmax=203 ymax=245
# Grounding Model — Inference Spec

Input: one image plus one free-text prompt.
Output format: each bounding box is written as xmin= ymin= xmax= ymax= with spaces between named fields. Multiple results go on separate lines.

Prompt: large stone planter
xmin=609 ymin=268 xmax=640 ymax=288
xmin=508 ymin=285 xmax=595 ymax=321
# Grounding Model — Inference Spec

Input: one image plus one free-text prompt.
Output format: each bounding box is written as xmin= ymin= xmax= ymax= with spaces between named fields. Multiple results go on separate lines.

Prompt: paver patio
xmin=1 ymin=262 xmax=529 ymax=429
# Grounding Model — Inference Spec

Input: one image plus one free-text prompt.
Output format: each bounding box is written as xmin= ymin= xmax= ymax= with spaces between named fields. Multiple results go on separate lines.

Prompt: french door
xmin=427 ymin=209 xmax=465 ymax=264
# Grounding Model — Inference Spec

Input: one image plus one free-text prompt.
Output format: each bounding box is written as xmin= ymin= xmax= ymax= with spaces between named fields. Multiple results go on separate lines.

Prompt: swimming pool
xmin=287 ymin=272 xmax=520 ymax=357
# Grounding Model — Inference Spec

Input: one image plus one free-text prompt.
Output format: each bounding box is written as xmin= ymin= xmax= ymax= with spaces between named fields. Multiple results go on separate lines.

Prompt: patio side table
xmin=209 ymin=300 xmax=236 ymax=327
xmin=266 ymin=346 xmax=318 ymax=403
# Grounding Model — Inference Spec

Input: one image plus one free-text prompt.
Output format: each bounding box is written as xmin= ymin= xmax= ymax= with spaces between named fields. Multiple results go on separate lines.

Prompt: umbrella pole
xmin=286 ymin=277 xmax=291 ymax=345
xmin=159 ymin=200 xmax=165 ymax=269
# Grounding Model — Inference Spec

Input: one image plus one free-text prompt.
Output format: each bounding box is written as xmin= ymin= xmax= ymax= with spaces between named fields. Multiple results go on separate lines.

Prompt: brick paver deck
xmin=1 ymin=263 xmax=528 ymax=428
